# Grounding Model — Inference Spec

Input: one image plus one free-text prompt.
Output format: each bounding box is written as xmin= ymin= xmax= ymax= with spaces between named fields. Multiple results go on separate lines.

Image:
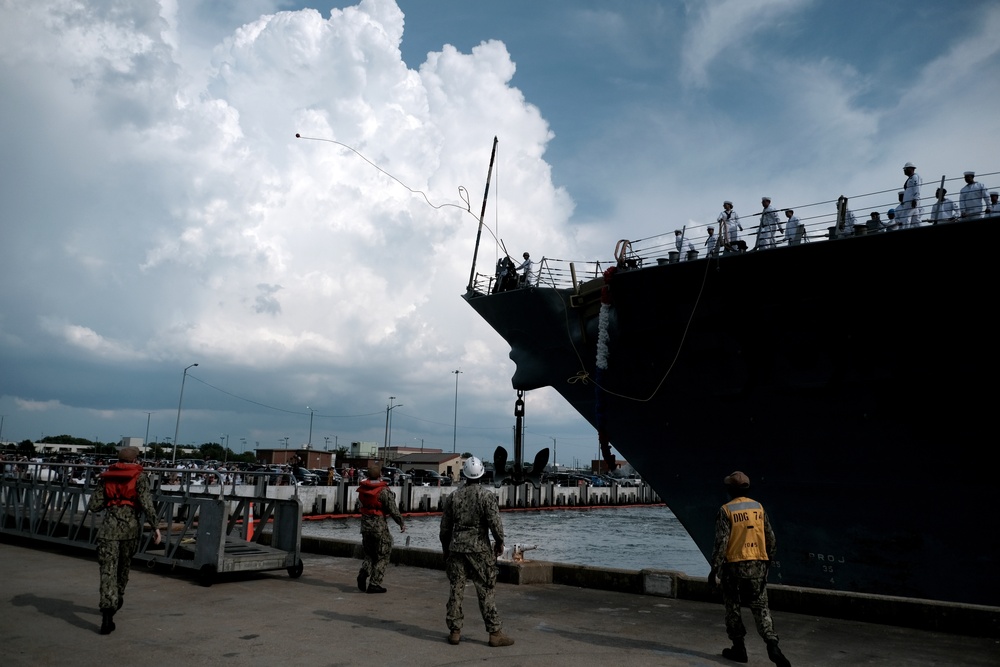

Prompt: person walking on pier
xmin=709 ymin=471 xmax=791 ymax=667
xmin=86 ymin=446 xmax=161 ymax=635
xmin=439 ymin=456 xmax=514 ymax=647
xmin=357 ymin=463 xmax=405 ymax=594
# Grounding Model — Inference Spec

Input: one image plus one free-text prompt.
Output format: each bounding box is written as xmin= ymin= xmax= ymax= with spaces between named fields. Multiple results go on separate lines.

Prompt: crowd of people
xmin=674 ymin=163 xmax=994 ymax=258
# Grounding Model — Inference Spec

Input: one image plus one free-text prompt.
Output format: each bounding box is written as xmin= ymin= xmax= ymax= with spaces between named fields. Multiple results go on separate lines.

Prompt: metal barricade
xmin=0 ymin=462 xmax=302 ymax=585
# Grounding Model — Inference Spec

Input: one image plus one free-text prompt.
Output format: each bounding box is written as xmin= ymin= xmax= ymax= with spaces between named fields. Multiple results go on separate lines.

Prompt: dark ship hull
xmin=464 ymin=217 xmax=997 ymax=606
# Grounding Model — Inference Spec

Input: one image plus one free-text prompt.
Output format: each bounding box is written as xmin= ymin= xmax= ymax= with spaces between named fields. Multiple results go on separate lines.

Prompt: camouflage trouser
xmin=721 ymin=571 xmax=778 ymax=642
xmin=446 ymin=552 xmax=501 ymax=633
xmin=97 ymin=537 xmax=138 ymax=611
xmin=360 ymin=525 xmax=393 ymax=586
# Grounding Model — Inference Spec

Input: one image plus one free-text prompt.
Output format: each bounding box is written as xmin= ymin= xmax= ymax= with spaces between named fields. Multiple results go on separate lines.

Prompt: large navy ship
xmin=463 ymin=178 xmax=997 ymax=606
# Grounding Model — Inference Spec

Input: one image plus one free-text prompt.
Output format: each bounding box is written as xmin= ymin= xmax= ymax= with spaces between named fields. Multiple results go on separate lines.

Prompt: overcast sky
xmin=2 ymin=0 xmax=998 ymax=467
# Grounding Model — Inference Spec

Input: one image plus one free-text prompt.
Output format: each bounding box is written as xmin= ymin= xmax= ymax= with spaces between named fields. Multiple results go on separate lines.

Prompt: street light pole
xmin=452 ymin=369 xmax=462 ymax=453
xmin=307 ymin=406 xmax=314 ymax=447
xmin=144 ymin=412 xmax=151 ymax=455
xmin=383 ymin=396 xmax=402 ymax=464
xmin=171 ymin=363 xmax=198 ymax=465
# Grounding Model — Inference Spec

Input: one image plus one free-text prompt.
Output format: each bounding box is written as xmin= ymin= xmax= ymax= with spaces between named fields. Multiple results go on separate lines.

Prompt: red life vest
xmin=358 ymin=480 xmax=387 ymax=516
xmin=102 ymin=463 xmax=143 ymax=507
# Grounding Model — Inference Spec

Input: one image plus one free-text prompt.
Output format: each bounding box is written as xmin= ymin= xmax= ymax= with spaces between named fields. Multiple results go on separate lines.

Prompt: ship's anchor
xmin=493 ymin=390 xmax=549 ymax=489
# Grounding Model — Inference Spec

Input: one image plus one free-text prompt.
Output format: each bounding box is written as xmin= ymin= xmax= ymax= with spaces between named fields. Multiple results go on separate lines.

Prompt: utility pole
xmin=452 ymin=369 xmax=462 ymax=453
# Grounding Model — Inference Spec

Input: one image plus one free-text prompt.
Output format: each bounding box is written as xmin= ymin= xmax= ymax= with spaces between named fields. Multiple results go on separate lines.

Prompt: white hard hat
xmin=462 ymin=456 xmax=485 ymax=479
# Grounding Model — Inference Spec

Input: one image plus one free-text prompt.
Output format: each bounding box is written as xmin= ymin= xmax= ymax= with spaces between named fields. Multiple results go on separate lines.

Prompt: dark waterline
xmin=302 ymin=504 xmax=710 ymax=576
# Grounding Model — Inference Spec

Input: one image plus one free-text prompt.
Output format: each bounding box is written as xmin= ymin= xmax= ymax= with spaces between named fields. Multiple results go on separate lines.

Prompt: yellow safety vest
xmin=723 ymin=497 xmax=769 ymax=562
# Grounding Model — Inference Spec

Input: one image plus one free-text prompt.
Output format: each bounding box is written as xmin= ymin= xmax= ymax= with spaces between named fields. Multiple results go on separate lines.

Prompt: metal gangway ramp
xmin=0 ymin=461 xmax=303 ymax=585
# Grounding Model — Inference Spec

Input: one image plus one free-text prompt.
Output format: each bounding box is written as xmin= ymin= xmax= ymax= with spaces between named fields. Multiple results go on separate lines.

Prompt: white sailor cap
xmin=964 ymin=171 xmax=975 ymax=176
xmin=990 ymin=191 xmax=999 ymax=196
xmin=723 ymin=200 xmax=733 ymax=206
xmin=761 ymin=195 xmax=771 ymax=201
xmin=903 ymin=162 xmax=915 ymax=169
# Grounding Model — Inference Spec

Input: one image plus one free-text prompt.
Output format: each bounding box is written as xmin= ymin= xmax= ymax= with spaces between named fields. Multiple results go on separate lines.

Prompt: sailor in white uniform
xmin=757 ymin=197 xmax=782 ymax=249
xmin=784 ymin=210 xmax=805 ymax=245
xmin=959 ymin=171 xmax=991 ymax=219
xmin=517 ymin=252 xmax=536 ymax=287
xmin=674 ymin=229 xmax=696 ymax=259
xmin=899 ymin=162 xmax=922 ymax=229
xmin=704 ymin=226 xmax=720 ymax=257
xmin=717 ymin=201 xmax=743 ymax=251
xmin=929 ymin=188 xmax=959 ymax=224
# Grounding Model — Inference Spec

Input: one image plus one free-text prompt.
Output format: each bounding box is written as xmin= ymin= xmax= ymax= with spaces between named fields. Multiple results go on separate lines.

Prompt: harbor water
xmin=302 ymin=504 xmax=710 ymax=576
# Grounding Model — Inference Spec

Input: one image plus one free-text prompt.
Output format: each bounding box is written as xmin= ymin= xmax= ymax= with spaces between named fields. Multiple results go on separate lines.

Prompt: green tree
xmin=198 ymin=442 xmax=225 ymax=461
xmin=40 ymin=434 xmax=98 ymax=447
xmin=334 ymin=445 xmax=348 ymax=467
xmin=17 ymin=439 xmax=36 ymax=455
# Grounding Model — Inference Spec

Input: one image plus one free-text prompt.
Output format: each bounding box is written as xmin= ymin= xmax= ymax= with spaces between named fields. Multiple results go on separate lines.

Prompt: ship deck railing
xmin=468 ymin=170 xmax=998 ymax=295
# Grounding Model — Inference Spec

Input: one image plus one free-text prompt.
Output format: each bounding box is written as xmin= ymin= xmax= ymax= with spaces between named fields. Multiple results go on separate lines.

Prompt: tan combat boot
xmin=488 ymin=631 xmax=514 ymax=647
xmin=448 ymin=629 xmax=461 ymax=645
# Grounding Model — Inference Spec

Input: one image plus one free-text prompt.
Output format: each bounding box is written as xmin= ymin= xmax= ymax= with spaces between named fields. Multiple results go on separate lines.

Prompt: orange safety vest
xmin=723 ymin=496 xmax=769 ymax=562
xmin=358 ymin=480 xmax=387 ymax=516
xmin=102 ymin=463 xmax=143 ymax=507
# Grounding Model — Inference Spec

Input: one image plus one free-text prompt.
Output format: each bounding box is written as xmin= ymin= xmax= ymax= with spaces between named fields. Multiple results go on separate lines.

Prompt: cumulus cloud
xmin=0 ymin=0 xmax=574 ymax=454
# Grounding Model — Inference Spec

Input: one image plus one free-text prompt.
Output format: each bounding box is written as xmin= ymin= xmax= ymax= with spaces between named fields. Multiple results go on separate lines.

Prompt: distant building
xmin=35 ymin=442 xmax=89 ymax=455
xmin=392 ymin=452 xmax=463 ymax=481
xmin=255 ymin=448 xmax=334 ymax=469
xmin=350 ymin=441 xmax=379 ymax=458
xmin=379 ymin=445 xmax=444 ymax=459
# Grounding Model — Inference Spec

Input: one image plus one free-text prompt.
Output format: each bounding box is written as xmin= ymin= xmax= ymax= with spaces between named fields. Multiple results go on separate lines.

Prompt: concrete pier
xmin=2 ymin=536 xmax=998 ymax=666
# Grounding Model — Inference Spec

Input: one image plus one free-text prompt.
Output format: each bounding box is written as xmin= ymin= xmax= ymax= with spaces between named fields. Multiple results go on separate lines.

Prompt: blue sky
xmin=1 ymin=0 xmax=997 ymax=466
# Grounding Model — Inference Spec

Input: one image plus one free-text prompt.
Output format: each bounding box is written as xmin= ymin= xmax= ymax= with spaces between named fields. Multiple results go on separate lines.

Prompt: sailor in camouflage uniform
xmin=439 ymin=456 xmax=513 ymax=647
xmin=356 ymin=463 xmax=405 ymax=594
xmin=86 ymin=446 xmax=161 ymax=635
xmin=709 ymin=471 xmax=791 ymax=667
